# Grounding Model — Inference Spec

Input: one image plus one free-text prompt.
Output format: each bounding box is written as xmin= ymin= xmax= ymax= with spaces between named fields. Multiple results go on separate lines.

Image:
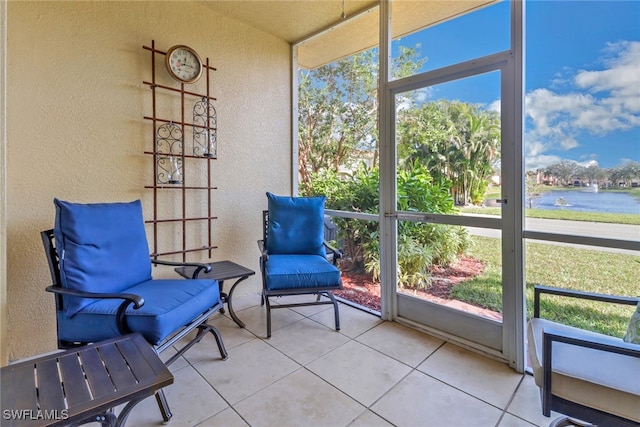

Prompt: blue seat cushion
xmin=265 ymin=254 xmax=342 ymax=291
xmin=53 ymin=199 xmax=153 ymax=316
xmin=266 ymin=192 xmax=326 ymax=257
xmin=57 ymin=278 xmax=221 ymax=345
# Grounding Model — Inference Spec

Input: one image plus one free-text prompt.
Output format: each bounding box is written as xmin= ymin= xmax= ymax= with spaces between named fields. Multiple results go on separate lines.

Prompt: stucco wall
xmin=6 ymin=1 xmax=291 ymax=360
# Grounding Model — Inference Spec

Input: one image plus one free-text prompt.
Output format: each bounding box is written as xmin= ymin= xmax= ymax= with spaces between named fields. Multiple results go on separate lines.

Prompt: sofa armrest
xmin=533 ymin=285 xmax=639 ymax=318
xmin=540 ymin=326 xmax=640 ymax=416
xmin=542 ymin=326 xmax=640 ymax=361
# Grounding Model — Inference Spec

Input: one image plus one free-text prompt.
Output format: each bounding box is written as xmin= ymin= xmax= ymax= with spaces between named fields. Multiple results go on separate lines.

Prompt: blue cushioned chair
xmin=42 ymin=199 xmax=228 ymax=423
xmin=257 ymin=192 xmax=343 ymax=338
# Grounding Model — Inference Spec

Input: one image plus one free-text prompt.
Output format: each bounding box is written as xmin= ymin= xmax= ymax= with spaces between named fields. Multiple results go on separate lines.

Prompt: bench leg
xmin=155 ymin=389 xmax=173 ymax=423
xmin=111 ymin=392 xmax=170 ymax=427
xmin=76 ymin=411 xmax=117 ymax=427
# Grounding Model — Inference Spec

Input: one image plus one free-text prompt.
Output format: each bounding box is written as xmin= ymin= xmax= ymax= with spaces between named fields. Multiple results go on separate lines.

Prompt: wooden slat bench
xmin=1 ymin=333 xmax=173 ymax=427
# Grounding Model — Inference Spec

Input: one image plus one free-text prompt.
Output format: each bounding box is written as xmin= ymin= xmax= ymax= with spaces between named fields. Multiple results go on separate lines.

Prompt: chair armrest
xmin=46 ymin=285 xmax=144 ymax=335
xmin=257 ymin=240 xmax=268 ymax=261
xmin=324 ymin=240 xmax=342 ymax=264
xmin=152 ymin=259 xmax=212 ymax=279
xmin=45 ymin=285 xmax=144 ymax=309
xmin=533 ymin=285 xmax=639 ymax=318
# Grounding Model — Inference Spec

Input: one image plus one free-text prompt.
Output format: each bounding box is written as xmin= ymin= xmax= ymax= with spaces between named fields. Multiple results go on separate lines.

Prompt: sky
xmin=393 ymin=0 xmax=640 ymax=172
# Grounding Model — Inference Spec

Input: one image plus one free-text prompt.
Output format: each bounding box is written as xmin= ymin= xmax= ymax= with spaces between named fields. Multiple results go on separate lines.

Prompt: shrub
xmin=304 ymin=163 xmax=471 ymax=288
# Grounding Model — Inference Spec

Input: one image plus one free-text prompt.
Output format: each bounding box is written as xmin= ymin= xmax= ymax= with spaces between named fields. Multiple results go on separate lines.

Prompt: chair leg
xmin=205 ymin=324 xmax=229 ymax=360
xmin=265 ymin=295 xmax=272 ymax=338
xmin=318 ymin=291 xmax=340 ymax=331
xmin=324 ymin=291 xmax=341 ymax=331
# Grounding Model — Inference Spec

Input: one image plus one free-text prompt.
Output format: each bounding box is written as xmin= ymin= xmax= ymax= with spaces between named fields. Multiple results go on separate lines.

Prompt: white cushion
xmin=527 ymin=318 xmax=640 ymax=422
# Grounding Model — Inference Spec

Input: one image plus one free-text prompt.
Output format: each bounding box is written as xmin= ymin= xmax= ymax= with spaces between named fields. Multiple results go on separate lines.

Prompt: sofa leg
xmin=549 ymin=416 xmax=594 ymax=427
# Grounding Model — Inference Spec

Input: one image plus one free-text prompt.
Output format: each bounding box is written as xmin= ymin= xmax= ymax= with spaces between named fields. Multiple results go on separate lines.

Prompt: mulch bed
xmin=334 ymin=255 xmax=484 ymax=312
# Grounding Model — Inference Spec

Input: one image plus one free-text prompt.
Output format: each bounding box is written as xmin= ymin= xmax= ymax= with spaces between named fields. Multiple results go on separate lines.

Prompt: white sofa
xmin=527 ymin=285 xmax=640 ymax=426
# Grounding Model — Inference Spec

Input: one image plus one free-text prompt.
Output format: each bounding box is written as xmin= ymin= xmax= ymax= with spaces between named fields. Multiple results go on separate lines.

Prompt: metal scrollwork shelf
xmin=142 ymin=40 xmax=218 ymax=261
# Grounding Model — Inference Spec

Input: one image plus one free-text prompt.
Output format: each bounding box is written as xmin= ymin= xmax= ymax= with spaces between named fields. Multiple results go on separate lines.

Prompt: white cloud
xmin=486 ymin=99 xmax=501 ymax=113
xmin=524 ymin=40 xmax=640 ymax=169
xmin=525 ymin=154 xmax=563 ymax=171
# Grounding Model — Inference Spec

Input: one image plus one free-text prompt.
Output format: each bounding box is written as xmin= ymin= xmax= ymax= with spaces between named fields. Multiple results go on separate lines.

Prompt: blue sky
xmin=393 ymin=0 xmax=640 ymax=171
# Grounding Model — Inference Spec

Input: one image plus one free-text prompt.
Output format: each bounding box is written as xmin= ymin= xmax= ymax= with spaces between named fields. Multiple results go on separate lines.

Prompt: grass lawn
xmin=453 ymin=236 xmax=640 ymax=337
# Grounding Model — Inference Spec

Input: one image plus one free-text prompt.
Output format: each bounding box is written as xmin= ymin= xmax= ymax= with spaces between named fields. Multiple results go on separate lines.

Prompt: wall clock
xmin=165 ymin=45 xmax=203 ymax=84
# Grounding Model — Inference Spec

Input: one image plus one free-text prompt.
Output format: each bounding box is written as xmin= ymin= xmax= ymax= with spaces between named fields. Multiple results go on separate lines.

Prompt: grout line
xmin=494 ymin=373 xmax=526 ymax=426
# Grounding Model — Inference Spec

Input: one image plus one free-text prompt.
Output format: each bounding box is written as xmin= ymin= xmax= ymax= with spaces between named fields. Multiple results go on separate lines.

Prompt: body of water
xmin=533 ymin=190 xmax=640 ymax=214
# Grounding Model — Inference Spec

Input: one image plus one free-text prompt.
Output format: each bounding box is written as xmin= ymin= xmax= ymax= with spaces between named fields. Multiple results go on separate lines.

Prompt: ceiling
xmin=198 ymin=0 xmax=498 ymax=69
xmin=197 ymin=0 xmax=378 ymax=44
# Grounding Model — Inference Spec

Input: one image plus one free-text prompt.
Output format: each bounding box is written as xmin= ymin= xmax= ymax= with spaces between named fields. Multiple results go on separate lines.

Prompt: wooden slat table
xmin=175 ymin=260 xmax=255 ymax=328
xmin=1 ymin=333 xmax=173 ymax=427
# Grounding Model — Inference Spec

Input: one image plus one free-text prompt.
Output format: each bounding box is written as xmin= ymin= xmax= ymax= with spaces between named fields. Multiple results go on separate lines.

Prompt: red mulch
xmin=335 ymin=255 xmax=484 ymax=312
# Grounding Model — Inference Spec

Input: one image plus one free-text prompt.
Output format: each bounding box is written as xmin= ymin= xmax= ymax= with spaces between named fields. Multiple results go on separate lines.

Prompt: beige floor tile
xmin=228 ymin=293 xmax=262 ymax=313
xmin=266 ymin=317 xmax=350 ymax=365
xmin=311 ymin=303 xmax=384 ymax=338
xmin=236 ymin=304 xmax=305 ymax=338
xmin=348 ymin=410 xmax=395 ymax=426
xmin=233 ymin=368 xmax=364 ymax=427
xmin=208 ymin=314 xmax=258 ymax=348
xmin=356 ymin=321 xmax=444 ymax=366
xmin=507 ymin=374 xmax=564 ymax=426
xmin=418 ymin=342 xmax=523 ymax=408
xmin=306 ymin=340 xmax=411 ymax=406
xmin=371 ymin=370 xmax=503 ymax=427
xmin=194 ymin=338 xmax=299 ymax=405
xmin=120 ymin=364 xmax=228 ymax=427
xmin=197 ymin=407 xmax=250 ymax=426
xmin=272 ymin=293 xmax=338 ymax=317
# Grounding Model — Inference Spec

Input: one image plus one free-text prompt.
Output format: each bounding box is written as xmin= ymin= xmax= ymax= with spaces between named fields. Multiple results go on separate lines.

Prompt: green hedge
xmin=304 ymin=163 xmax=471 ymax=289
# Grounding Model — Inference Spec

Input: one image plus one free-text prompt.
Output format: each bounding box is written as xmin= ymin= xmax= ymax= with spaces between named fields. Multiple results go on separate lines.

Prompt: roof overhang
xmin=198 ymin=0 xmax=498 ymax=69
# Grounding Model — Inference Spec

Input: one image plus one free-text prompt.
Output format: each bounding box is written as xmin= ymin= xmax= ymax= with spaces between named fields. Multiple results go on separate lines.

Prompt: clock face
xmin=165 ymin=45 xmax=203 ymax=83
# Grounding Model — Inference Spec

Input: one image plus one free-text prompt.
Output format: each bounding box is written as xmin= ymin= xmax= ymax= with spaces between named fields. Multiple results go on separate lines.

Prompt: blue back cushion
xmin=266 ymin=192 xmax=326 ymax=256
xmin=54 ymin=199 xmax=152 ymax=316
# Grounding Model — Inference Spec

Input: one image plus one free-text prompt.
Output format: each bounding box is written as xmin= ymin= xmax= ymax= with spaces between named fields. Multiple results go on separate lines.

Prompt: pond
xmin=532 ymin=190 xmax=640 ymax=214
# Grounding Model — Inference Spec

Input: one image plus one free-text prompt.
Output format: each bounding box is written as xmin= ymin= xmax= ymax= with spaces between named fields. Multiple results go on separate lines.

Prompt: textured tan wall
xmin=6 ymin=1 xmax=291 ymax=360
xmin=1 ymin=0 xmax=8 ymax=366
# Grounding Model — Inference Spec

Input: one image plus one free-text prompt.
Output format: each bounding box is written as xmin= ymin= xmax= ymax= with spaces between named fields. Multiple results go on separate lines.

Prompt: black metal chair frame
xmin=257 ymin=210 xmax=343 ymax=338
xmin=532 ymin=285 xmax=640 ymax=427
xmin=41 ymin=229 xmax=228 ymax=423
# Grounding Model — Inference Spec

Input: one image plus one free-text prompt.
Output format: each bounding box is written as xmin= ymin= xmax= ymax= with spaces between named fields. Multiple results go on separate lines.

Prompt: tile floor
xmin=118 ymin=294 xmax=562 ymax=427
